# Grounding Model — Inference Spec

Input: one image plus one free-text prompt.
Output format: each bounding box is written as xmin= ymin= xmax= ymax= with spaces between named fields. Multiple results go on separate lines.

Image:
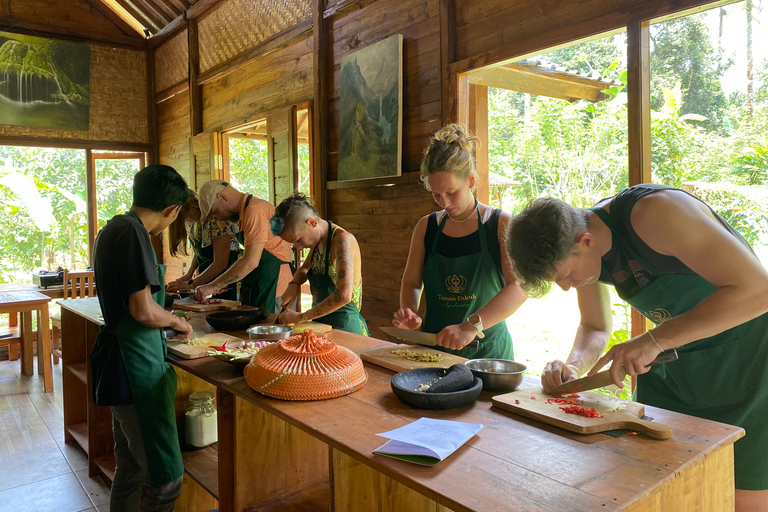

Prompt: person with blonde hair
xmin=271 ymin=193 xmax=368 ymax=335
xmin=393 ymin=124 xmax=526 ymax=358
xmin=165 ymin=189 xmax=240 ymax=300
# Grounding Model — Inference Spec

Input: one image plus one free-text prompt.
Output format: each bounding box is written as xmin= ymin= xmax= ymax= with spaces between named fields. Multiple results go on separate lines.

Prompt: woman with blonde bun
xmin=393 ymin=124 xmax=526 ymax=358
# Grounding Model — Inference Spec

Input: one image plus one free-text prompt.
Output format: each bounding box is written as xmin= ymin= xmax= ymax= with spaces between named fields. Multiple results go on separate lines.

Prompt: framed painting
xmin=0 ymin=31 xmax=90 ymax=131
xmin=338 ymin=33 xmax=403 ymax=181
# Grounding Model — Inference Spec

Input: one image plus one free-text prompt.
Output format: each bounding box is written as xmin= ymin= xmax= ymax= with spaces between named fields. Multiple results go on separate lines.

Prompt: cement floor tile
xmin=75 ymin=468 xmax=111 ymax=507
xmin=0 ymin=443 xmax=72 ymax=492
xmin=0 ymin=472 xmax=92 ymax=512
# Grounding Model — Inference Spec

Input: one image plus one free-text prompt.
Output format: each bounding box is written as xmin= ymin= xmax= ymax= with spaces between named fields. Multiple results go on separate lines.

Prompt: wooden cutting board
xmin=291 ymin=321 xmax=332 ymax=334
xmin=492 ymin=387 xmax=672 ymax=439
xmin=167 ymin=333 xmax=243 ymax=359
xmin=173 ymin=299 xmax=241 ymax=312
xmin=359 ymin=344 xmax=466 ymax=373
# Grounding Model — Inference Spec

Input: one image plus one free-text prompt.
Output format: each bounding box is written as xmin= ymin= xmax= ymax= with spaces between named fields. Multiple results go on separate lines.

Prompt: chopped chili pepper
xmin=530 ymin=396 xmax=536 ymax=400
xmin=559 ymin=405 xmax=604 ymax=418
xmin=628 ymin=431 xmax=639 ymax=436
xmin=210 ymin=343 xmax=228 ymax=352
xmin=546 ymin=397 xmax=582 ymax=405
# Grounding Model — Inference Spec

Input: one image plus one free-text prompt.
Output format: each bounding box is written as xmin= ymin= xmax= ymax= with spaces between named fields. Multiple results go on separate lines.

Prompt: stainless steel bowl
xmin=246 ymin=324 xmax=295 ymax=341
xmin=464 ymin=359 xmax=526 ymax=392
xmin=177 ymin=289 xmax=196 ymax=300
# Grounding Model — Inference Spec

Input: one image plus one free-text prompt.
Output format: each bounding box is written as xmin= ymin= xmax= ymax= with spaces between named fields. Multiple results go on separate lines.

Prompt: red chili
xmin=559 ymin=405 xmax=604 ymax=418
xmin=546 ymin=397 xmax=582 ymax=405
xmin=530 ymin=396 xmax=536 ymax=400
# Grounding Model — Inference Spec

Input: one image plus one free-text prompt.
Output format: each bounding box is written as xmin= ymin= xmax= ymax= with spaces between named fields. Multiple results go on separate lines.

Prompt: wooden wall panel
xmin=0 ymin=45 xmax=149 ymax=144
xmin=328 ymin=182 xmax=435 ymax=337
xmin=327 ymin=0 xmax=442 ymax=178
xmin=158 ymin=90 xmax=192 ymax=282
xmin=3 ymin=0 xmax=142 ymax=48
xmin=453 ymin=0 xmax=726 ymax=67
xmin=202 ymin=36 xmax=314 ymax=132
xmin=326 ymin=0 xmax=441 ymax=333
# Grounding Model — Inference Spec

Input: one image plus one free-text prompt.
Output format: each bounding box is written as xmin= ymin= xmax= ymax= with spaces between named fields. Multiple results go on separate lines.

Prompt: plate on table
xmin=208 ymin=340 xmax=274 ymax=367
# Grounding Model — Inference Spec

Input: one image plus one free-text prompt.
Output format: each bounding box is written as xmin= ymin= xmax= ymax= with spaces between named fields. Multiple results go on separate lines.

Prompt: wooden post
xmin=147 ymin=48 xmax=159 ymax=165
xmin=188 ymin=17 xmax=203 ymax=137
xmin=85 ymin=149 xmax=97 ymax=265
xmin=439 ymin=0 xmax=456 ymax=125
xmin=627 ymin=19 xmax=652 ymax=187
xmin=627 ymin=19 xmax=652 ymax=351
xmin=468 ymin=84 xmax=489 ymax=204
xmin=311 ymin=0 xmax=327 ymax=218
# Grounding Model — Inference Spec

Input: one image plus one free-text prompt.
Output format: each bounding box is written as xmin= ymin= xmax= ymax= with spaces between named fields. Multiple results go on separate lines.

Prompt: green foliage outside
xmin=497 ymin=9 xmax=768 ymax=388
xmin=0 ymin=146 xmax=137 ymax=283
xmin=228 ymin=137 xmax=269 ymax=200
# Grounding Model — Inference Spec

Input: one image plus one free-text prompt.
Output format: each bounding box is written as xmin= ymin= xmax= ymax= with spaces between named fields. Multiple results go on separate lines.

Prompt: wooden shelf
xmin=244 ymin=481 xmax=330 ymax=512
xmin=68 ymin=422 xmax=89 ymax=453
xmin=182 ymin=444 xmax=219 ymax=499
xmin=94 ymin=453 xmax=116 ymax=483
xmin=68 ymin=362 xmax=87 ymax=384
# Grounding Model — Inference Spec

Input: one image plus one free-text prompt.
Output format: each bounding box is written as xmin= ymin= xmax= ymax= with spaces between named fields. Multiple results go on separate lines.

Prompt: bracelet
xmin=647 ymin=330 xmax=664 ymax=353
xmin=565 ymin=364 xmax=582 ymax=378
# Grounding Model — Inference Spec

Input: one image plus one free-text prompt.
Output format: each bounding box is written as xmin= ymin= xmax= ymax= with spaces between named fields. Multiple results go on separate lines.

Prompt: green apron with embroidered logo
xmin=237 ymin=194 xmax=289 ymax=311
xmin=89 ymin=211 xmax=184 ymax=487
xmin=592 ymin=206 xmax=768 ymax=490
xmin=306 ymin=221 xmax=368 ymax=335
xmin=422 ymin=208 xmax=513 ymax=359
xmin=190 ymin=227 xmax=238 ymax=301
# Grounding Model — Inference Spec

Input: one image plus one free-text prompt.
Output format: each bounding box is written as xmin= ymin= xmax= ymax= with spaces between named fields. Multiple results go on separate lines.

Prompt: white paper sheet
xmin=373 ymin=417 xmax=483 ymax=465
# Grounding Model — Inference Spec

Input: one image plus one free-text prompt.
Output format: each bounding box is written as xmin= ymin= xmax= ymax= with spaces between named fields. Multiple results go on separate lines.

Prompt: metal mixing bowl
xmin=464 ymin=359 xmax=526 ymax=392
xmin=177 ymin=289 xmax=196 ymax=300
xmin=246 ymin=324 xmax=295 ymax=341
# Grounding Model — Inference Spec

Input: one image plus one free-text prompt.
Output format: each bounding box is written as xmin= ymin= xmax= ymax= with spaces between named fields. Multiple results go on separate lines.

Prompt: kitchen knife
xmin=380 ymin=326 xmax=480 ymax=350
xmin=547 ymin=348 xmax=679 ymax=396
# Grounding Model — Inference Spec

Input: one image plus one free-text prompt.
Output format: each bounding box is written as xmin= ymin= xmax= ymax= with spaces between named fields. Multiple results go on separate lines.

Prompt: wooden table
xmin=59 ymin=298 xmax=745 ymax=511
xmin=0 ymin=284 xmax=53 ymax=392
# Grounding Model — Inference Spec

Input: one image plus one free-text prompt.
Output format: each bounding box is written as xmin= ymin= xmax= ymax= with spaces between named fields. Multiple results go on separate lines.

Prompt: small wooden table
xmin=0 ymin=285 xmax=53 ymax=392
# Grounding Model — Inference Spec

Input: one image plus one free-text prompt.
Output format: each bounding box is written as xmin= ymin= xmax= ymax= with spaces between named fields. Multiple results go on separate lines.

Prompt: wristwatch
xmin=466 ymin=314 xmax=485 ymax=339
xmin=187 ymin=278 xmax=194 ymax=286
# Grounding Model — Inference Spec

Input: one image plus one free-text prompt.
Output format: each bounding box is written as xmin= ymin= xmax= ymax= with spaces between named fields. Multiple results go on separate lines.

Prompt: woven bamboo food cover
xmin=244 ymin=330 xmax=367 ymax=400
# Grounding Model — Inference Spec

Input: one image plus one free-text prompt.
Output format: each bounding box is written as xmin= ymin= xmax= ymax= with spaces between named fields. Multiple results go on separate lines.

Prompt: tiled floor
xmin=0 ymin=355 xmax=111 ymax=511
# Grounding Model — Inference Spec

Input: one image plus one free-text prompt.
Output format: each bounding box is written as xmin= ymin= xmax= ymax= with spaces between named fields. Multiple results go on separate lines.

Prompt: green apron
xmin=307 ymin=221 xmax=368 ymax=335
xmin=90 ymin=211 xmax=184 ymax=487
xmin=191 ymin=229 xmax=238 ymax=301
xmin=592 ymin=207 xmax=768 ymax=490
xmin=422 ymin=207 xmax=513 ymax=359
xmin=237 ymin=194 xmax=290 ymax=311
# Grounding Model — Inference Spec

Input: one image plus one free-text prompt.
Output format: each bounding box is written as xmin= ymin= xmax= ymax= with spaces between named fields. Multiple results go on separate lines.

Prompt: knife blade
xmin=547 ymin=348 xmax=679 ymax=396
xmin=380 ymin=326 xmax=480 ymax=350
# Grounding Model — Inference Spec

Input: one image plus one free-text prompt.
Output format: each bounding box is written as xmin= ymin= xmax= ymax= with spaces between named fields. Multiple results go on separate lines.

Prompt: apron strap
xmin=430 ymin=199 xmax=481 ymax=257
xmin=589 ymin=206 xmax=665 ymax=276
xmin=325 ymin=220 xmax=335 ymax=270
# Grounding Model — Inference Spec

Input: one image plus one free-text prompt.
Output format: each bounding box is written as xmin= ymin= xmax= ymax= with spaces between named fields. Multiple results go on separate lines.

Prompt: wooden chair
xmin=0 ymin=312 xmax=21 ymax=361
xmin=51 ymin=270 xmax=96 ymax=363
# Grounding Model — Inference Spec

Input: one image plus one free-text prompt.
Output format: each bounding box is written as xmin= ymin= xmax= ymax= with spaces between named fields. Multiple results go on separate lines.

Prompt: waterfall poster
xmin=0 ymin=31 xmax=90 ymax=131
xmin=339 ymin=34 xmax=402 ymax=181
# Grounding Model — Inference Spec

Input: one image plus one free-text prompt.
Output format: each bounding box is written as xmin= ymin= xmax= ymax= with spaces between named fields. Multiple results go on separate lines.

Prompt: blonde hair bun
xmin=432 ymin=124 xmax=479 ymax=153
xmin=420 ymin=123 xmax=479 ymax=186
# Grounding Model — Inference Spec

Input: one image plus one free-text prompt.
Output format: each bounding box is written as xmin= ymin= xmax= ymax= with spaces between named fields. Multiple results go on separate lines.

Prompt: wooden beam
xmin=132 ymin=0 xmax=173 ymax=26
xmin=148 ymin=0 xmax=225 ymax=46
xmin=82 ymin=0 xmax=141 ymax=37
xmin=468 ymin=65 xmax=611 ymax=103
xmin=1 ymin=0 xmax=11 ymax=18
xmin=145 ymin=0 xmax=179 ymax=21
xmin=626 ymin=19 xmax=651 ymax=186
xmin=312 ymin=0 xmax=328 ymax=218
xmin=187 ymin=17 xmax=203 ymax=136
xmin=197 ymin=19 xmax=313 ymax=85
xmin=0 ymin=16 xmax=146 ymax=48
xmin=147 ymin=48 xmax=159 ymax=165
xmin=439 ymin=0 xmax=455 ymax=124
xmin=92 ymin=151 xmax=146 ymax=160
xmin=0 ymin=135 xmax=151 ymax=152
xmin=113 ymin=0 xmax=160 ymax=32
xmin=86 ymin=149 xmax=98 ymax=263
xmin=155 ymin=79 xmax=189 ymax=104
xmin=167 ymin=0 xmax=190 ymax=11
xmin=469 ymin=84 xmax=489 ymax=205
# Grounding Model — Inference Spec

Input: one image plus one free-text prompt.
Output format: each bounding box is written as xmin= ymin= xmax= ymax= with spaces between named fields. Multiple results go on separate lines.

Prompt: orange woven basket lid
xmin=244 ymin=329 xmax=368 ymax=400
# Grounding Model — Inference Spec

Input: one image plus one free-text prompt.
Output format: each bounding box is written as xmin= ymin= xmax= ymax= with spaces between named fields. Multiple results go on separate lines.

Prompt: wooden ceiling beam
xmin=128 ymin=0 xmax=169 ymax=28
xmin=145 ymin=0 xmax=179 ymax=21
xmin=0 ymin=15 xmax=147 ymax=48
xmin=468 ymin=65 xmax=611 ymax=103
xmin=113 ymin=0 xmax=160 ymax=32
xmin=82 ymin=0 xmax=143 ymax=37
xmin=132 ymin=0 xmax=173 ymax=26
xmin=167 ymin=0 xmax=190 ymax=10
xmin=149 ymin=0 xmax=226 ymax=46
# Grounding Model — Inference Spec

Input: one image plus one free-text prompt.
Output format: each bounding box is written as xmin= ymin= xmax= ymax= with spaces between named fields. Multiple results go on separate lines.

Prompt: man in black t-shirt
xmin=91 ymin=164 xmax=191 ymax=512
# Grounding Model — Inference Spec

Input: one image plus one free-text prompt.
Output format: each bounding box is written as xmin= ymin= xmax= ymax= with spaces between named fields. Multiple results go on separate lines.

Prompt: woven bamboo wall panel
xmin=0 ymin=46 xmax=148 ymax=144
xmin=198 ymin=0 xmax=312 ymax=73
xmin=155 ymin=29 xmax=189 ymax=93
